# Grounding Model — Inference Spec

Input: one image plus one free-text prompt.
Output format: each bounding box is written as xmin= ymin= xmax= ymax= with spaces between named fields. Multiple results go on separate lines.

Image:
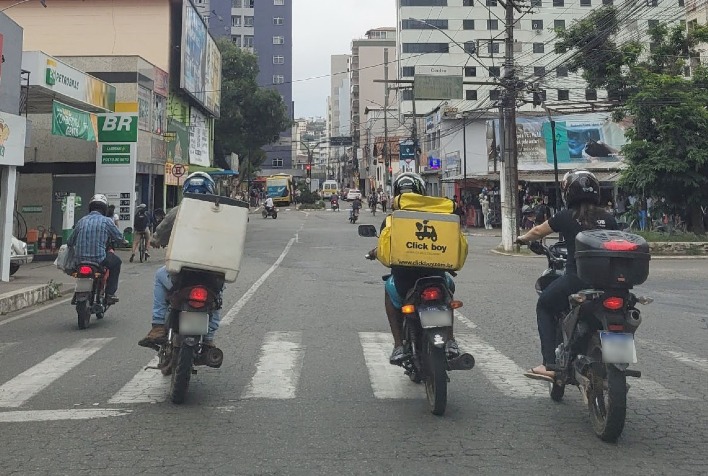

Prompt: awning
xmin=188 ymin=165 xmax=237 ymax=176
xmin=442 ymin=170 xmax=621 ymax=183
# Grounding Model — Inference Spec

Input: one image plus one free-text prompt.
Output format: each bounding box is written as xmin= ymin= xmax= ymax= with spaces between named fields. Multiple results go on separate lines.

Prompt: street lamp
xmin=1 ymin=0 xmax=47 ymax=12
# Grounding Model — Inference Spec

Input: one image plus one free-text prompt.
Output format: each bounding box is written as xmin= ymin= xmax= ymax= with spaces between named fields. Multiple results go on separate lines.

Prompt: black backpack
xmin=134 ymin=212 xmax=149 ymax=231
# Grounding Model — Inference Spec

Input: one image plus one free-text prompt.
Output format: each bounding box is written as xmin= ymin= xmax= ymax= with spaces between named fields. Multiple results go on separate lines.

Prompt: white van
xmin=322 ymin=180 xmax=338 ymax=199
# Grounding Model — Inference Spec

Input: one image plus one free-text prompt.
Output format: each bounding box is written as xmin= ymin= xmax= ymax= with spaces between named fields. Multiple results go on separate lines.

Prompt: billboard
xmin=180 ymin=0 xmax=221 ymax=117
xmin=488 ymin=113 xmax=630 ymax=171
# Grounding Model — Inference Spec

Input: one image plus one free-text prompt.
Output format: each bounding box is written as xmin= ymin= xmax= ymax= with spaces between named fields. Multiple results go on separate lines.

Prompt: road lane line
xmin=107 ymin=356 xmax=171 ymax=404
xmin=639 ymin=338 xmax=708 ymax=374
xmin=455 ymin=310 xmax=477 ymax=329
xmin=0 ymin=338 xmax=114 ymax=408
xmin=0 ymin=408 xmax=132 ymax=423
xmin=242 ymin=332 xmax=304 ymax=399
xmin=359 ymin=332 xmax=422 ymax=400
xmin=629 ymin=378 xmax=693 ymax=401
xmin=0 ymin=297 xmax=72 ymax=328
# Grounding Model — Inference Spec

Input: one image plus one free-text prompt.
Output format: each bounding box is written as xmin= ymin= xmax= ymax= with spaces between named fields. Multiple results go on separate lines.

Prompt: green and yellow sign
xmin=51 ymin=101 xmax=97 ymax=141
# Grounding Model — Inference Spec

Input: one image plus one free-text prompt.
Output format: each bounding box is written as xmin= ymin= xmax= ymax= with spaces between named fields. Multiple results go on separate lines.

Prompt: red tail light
xmin=188 ymin=287 xmax=209 ymax=309
xmin=602 ymin=240 xmax=639 ymax=251
xmin=608 ymin=324 xmax=625 ymax=332
xmin=421 ymin=287 xmax=442 ymax=301
xmin=603 ymin=297 xmax=624 ymax=310
xmin=78 ymin=265 xmax=93 ymax=276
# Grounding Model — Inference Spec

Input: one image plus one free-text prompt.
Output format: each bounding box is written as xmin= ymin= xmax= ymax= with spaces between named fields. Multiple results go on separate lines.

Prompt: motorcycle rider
xmin=367 ymin=173 xmax=460 ymax=364
xmin=67 ymin=194 xmax=124 ymax=304
xmin=264 ymin=196 xmax=275 ymax=215
xmin=138 ymin=172 xmax=224 ymax=348
xmin=330 ymin=192 xmax=340 ymax=211
xmin=130 ymin=203 xmax=152 ymax=262
xmin=517 ymin=170 xmax=618 ymax=381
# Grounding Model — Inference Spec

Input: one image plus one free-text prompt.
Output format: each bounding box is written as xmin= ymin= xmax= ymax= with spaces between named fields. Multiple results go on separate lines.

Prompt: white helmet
xmin=89 ymin=194 xmax=109 ymax=213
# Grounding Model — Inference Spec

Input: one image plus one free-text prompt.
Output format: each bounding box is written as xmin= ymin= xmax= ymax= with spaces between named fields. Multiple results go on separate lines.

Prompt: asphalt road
xmin=0 ymin=207 xmax=706 ymax=475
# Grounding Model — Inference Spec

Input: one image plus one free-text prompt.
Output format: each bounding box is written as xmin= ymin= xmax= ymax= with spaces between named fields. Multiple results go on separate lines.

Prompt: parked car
xmin=346 ymin=189 xmax=362 ymax=201
xmin=10 ymin=236 xmax=33 ymax=276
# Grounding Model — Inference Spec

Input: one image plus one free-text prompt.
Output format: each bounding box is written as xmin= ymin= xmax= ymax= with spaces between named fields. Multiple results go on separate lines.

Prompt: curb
xmin=0 ymin=284 xmax=55 ymax=315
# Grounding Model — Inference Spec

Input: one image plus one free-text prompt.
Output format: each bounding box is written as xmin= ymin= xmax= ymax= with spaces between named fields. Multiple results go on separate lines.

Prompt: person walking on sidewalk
xmin=480 ymin=194 xmax=492 ymax=229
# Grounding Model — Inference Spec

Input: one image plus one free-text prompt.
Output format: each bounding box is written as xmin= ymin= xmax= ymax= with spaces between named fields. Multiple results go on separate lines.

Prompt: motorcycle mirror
xmin=358 ymin=224 xmax=378 ymax=238
xmin=528 ymin=241 xmax=545 ymax=255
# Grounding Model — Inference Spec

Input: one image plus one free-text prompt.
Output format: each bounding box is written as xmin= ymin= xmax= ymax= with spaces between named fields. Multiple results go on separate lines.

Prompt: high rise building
xmin=327 ymin=54 xmax=351 ymax=185
xmin=207 ymin=0 xmax=294 ymax=172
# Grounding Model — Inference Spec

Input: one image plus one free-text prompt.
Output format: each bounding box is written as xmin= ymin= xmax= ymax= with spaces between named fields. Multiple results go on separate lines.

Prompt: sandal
xmin=523 ymin=365 xmax=555 ymax=382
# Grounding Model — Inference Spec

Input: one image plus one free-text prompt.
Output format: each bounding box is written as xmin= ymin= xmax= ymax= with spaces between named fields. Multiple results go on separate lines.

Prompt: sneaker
xmin=105 ymin=295 xmax=119 ymax=305
xmin=138 ymin=324 xmax=167 ymax=348
xmin=202 ymin=339 xmax=216 ymax=348
xmin=446 ymin=339 xmax=460 ymax=358
xmin=389 ymin=345 xmax=408 ymax=365
xmin=129 ymin=254 xmax=134 ymax=263
xmin=145 ymin=251 xmax=150 ymax=259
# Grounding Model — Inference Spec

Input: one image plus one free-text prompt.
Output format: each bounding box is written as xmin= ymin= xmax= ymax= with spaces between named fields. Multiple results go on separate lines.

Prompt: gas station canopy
xmin=21 ymin=51 xmax=116 ymax=114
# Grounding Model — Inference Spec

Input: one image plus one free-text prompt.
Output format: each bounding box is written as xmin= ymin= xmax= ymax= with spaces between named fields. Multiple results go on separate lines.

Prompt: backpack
xmin=134 ymin=212 xmax=149 ymax=231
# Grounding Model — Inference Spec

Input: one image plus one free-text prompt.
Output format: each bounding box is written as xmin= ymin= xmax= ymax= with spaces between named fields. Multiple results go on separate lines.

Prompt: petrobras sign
xmin=97 ymin=113 xmax=138 ymax=143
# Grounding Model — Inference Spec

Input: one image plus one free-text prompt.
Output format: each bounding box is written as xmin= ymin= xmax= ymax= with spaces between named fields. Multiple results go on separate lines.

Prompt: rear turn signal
xmin=188 ymin=286 xmax=209 ymax=309
xmin=421 ymin=287 xmax=442 ymax=301
xmin=401 ymin=304 xmax=416 ymax=314
xmin=603 ymin=297 xmax=624 ymax=310
xmin=450 ymin=300 xmax=463 ymax=309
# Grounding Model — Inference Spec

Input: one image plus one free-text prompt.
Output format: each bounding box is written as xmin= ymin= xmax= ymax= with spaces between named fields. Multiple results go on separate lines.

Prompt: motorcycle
xmin=526 ymin=230 xmax=652 ymax=442
xmin=331 ymin=200 xmax=340 ymax=212
xmin=262 ymin=206 xmax=278 ymax=219
xmin=71 ymin=252 xmax=115 ymax=329
xmin=147 ymin=268 xmax=225 ymax=404
xmin=349 ymin=207 xmax=360 ymax=224
xmin=359 ymin=224 xmax=475 ymax=416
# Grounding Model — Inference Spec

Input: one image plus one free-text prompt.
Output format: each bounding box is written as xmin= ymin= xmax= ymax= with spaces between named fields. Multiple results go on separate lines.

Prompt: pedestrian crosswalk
xmin=0 ymin=323 xmax=704 ymax=411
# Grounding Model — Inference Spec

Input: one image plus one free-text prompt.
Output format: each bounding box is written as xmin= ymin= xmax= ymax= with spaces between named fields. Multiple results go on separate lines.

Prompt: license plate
xmin=74 ymin=278 xmax=94 ymax=293
xmin=418 ymin=307 xmax=453 ymax=328
xmin=600 ymin=332 xmax=637 ymax=364
xmin=179 ymin=311 xmax=210 ymax=336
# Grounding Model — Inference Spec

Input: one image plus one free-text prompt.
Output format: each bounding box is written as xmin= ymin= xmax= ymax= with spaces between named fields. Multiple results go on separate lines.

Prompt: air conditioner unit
xmin=534 ymin=29 xmax=542 ymax=34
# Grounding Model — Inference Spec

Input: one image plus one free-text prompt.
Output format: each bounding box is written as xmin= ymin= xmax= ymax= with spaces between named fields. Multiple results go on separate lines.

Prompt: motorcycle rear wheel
xmin=424 ymin=338 xmax=448 ymax=416
xmin=587 ymin=336 xmax=627 ymax=442
xmin=76 ymin=301 xmax=91 ymax=330
xmin=169 ymin=345 xmax=194 ymax=404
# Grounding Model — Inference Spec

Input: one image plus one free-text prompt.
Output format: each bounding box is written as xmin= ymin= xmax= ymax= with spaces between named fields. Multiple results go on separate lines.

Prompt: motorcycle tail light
xmin=608 ymin=324 xmax=625 ymax=332
xmin=78 ymin=265 xmax=93 ymax=276
xmin=602 ymin=240 xmax=639 ymax=251
xmin=603 ymin=297 xmax=624 ymax=310
xmin=421 ymin=287 xmax=442 ymax=301
xmin=188 ymin=286 xmax=209 ymax=309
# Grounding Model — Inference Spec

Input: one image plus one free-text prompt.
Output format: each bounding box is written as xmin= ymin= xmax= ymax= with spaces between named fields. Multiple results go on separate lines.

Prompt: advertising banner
xmin=0 ymin=111 xmax=27 ymax=166
xmin=167 ymin=117 xmax=189 ymax=165
xmin=180 ymin=0 xmax=221 ymax=117
xmin=188 ymin=107 xmax=210 ymax=167
xmin=488 ymin=113 xmax=629 ymax=171
xmin=138 ymin=86 xmax=152 ymax=131
xmin=153 ymin=94 xmax=167 ymax=135
xmin=153 ymin=67 xmax=169 ymax=97
xmin=51 ymin=101 xmax=97 ymax=141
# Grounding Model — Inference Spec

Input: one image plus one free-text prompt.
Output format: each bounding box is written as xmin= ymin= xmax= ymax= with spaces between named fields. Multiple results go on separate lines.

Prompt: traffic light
xmin=305 ymin=163 xmax=311 ymax=178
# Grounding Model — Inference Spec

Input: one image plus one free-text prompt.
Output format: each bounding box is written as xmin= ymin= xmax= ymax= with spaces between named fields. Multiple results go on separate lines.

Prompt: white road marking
xmin=0 ymin=338 xmax=114 ymax=408
xmin=0 ymin=297 xmax=72 ymax=328
xmin=242 ymin=331 xmax=304 ymax=399
xmin=629 ymin=378 xmax=693 ymax=401
xmin=107 ymin=357 xmax=171 ymax=404
xmin=455 ymin=310 xmax=477 ymax=329
xmin=359 ymin=332 xmax=422 ymax=400
xmin=639 ymin=338 xmax=708 ymax=374
xmin=0 ymin=408 xmax=131 ymax=423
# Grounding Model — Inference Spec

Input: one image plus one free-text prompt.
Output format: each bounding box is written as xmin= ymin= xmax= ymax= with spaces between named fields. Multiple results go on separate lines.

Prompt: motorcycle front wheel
xmin=76 ymin=301 xmax=91 ymax=330
xmin=169 ymin=345 xmax=195 ymax=404
xmin=423 ymin=335 xmax=448 ymax=416
xmin=586 ymin=335 xmax=627 ymax=442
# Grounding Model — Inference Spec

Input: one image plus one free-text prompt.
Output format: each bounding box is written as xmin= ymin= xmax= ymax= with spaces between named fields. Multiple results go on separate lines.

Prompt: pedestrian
xmin=380 ymin=192 xmax=388 ymax=213
xmin=480 ymin=194 xmax=492 ymax=230
xmin=535 ymin=197 xmax=551 ymax=226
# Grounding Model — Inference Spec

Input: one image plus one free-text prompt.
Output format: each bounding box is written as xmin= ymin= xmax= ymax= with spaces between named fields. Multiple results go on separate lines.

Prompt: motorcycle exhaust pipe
xmin=448 ymin=353 xmax=475 ymax=371
xmin=627 ymin=309 xmax=642 ymax=327
xmin=205 ymin=347 xmax=224 ymax=368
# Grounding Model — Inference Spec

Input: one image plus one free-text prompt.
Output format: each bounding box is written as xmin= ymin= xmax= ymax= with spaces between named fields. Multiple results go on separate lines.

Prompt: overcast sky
xmin=292 ymin=0 xmax=397 ymax=120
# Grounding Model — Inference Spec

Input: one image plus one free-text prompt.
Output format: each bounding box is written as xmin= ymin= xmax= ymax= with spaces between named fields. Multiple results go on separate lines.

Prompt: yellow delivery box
xmin=379 ymin=210 xmax=467 ymax=270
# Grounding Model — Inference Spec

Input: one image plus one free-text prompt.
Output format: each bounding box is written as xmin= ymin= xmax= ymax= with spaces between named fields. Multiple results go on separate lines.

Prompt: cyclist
xmin=130 ymin=204 xmax=152 ymax=262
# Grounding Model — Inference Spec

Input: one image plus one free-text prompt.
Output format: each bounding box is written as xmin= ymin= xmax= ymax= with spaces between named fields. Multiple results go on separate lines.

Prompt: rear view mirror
xmin=358 ymin=224 xmax=378 ymax=238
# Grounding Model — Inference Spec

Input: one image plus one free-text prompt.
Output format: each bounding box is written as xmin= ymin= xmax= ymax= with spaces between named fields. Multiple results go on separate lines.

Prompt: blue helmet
xmin=182 ymin=172 xmax=215 ymax=195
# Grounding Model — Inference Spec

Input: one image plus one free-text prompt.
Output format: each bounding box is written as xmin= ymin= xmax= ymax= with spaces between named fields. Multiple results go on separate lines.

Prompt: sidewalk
xmin=0 ymin=260 xmax=75 ymax=315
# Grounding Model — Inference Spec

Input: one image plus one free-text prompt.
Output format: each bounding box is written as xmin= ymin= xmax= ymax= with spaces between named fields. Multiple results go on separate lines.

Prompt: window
xmin=463 ymin=0 xmax=474 ymax=5
xmin=678 ymin=0 xmax=685 ymax=5
xmin=486 ymin=0 xmax=497 ymax=5
xmin=273 ymin=17 xmax=284 ymax=25
xmin=602 ymin=0 xmax=613 ymax=4
xmin=534 ymin=66 xmax=546 ymax=76
xmin=401 ymin=19 xmax=449 ymax=29
xmin=274 ymin=0 xmax=284 ymax=5
xmin=244 ymin=35 xmax=254 ymax=48
xmin=402 ymin=43 xmax=449 ymax=53
xmin=488 ymin=42 xmax=500 ymax=54
xmin=244 ymin=16 xmax=254 ymax=27
xmin=463 ymin=19 xmax=475 ymax=30
xmin=580 ymin=0 xmax=591 ymax=5
xmin=465 ymin=41 xmax=477 ymax=54
xmin=557 ymin=89 xmax=569 ymax=101
xmin=248 ymin=0 xmax=254 ymax=6
xmin=273 ymin=55 xmax=285 ymax=64
xmin=553 ymin=0 xmax=564 ymax=5
xmin=464 ymin=66 xmax=477 ymax=77
xmin=490 ymin=90 xmax=500 ymax=101
xmin=273 ymin=36 xmax=284 ymax=45
xmin=531 ymin=0 xmax=542 ymax=6
xmin=232 ymin=35 xmax=242 ymax=47
xmin=232 ymin=0 xmax=241 ymax=6
xmin=533 ymin=42 xmax=545 ymax=53
xmin=556 ymin=66 xmax=568 ymax=77
xmin=400 ymin=0 xmax=447 ymax=5
xmin=488 ymin=19 xmax=499 ymax=30
xmin=466 ymin=90 xmax=478 ymax=100
xmin=554 ymin=19 xmax=565 ymax=30
xmin=585 ymin=89 xmax=597 ymax=100
xmin=232 ymin=15 xmax=241 ymax=27
xmin=273 ymin=75 xmax=285 ymax=84
xmin=272 ymin=158 xmax=284 ymax=168
xmin=646 ymin=0 xmax=657 ymax=5
xmin=401 ymin=66 xmax=415 ymax=77
xmin=402 ymin=90 xmax=414 ymax=101
xmin=648 ymin=19 xmax=659 ymax=29
xmin=489 ymin=66 xmax=500 ymax=77
xmin=532 ymin=19 xmax=543 ymax=30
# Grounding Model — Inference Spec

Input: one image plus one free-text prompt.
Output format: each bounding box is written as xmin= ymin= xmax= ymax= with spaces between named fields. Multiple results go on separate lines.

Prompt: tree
xmin=556 ymin=9 xmax=708 ymax=233
xmin=215 ymin=38 xmax=291 ymax=183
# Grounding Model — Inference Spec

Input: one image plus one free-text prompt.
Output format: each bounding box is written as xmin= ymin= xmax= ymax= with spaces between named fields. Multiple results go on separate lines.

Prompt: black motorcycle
xmin=349 ymin=207 xmax=360 ymax=224
xmin=262 ymin=206 xmax=278 ymax=219
xmin=71 ymin=259 xmax=113 ymax=329
xmin=147 ymin=269 xmax=225 ymax=404
xmin=527 ymin=230 xmax=652 ymax=442
xmin=360 ymin=224 xmax=475 ymax=416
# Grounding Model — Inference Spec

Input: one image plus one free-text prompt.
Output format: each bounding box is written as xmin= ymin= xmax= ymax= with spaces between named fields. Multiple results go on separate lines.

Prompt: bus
xmin=266 ymin=174 xmax=294 ymax=206
xmin=322 ymin=180 xmax=338 ymax=199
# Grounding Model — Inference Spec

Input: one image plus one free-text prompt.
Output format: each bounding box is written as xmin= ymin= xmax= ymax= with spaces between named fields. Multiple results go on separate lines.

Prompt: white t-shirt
xmin=265 ymin=198 xmax=274 ymax=208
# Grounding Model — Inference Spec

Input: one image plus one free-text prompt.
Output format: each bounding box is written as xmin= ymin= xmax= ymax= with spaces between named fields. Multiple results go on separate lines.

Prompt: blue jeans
xmin=152 ymin=266 xmax=222 ymax=340
xmin=639 ymin=210 xmax=648 ymax=231
xmin=384 ymin=273 xmax=456 ymax=310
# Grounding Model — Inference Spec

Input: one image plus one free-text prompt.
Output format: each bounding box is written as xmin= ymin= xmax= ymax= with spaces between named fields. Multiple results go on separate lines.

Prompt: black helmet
xmin=393 ymin=172 xmax=426 ymax=197
xmin=561 ymin=170 xmax=600 ymax=207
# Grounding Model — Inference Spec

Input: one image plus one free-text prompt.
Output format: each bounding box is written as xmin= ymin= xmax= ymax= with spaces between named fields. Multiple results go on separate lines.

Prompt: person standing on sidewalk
xmin=480 ymin=194 xmax=492 ymax=229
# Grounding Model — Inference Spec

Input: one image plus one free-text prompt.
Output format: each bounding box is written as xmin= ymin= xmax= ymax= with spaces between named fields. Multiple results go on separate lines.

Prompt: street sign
xmin=414 ymin=74 xmax=463 ymax=101
xmin=172 ymin=164 xmax=186 ymax=177
xmin=305 ymin=177 xmax=311 ymax=184
xmin=330 ymin=136 xmax=353 ymax=147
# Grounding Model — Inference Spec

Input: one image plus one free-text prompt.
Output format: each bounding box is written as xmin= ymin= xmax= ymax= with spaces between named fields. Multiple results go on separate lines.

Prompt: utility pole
xmin=500 ymin=0 xmax=520 ymax=251
xmin=383 ymin=48 xmax=389 ymax=193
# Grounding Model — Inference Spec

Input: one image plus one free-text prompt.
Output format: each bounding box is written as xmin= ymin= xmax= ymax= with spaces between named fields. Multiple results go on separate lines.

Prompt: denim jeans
xmin=101 ymin=253 xmax=122 ymax=296
xmin=152 ymin=266 xmax=222 ymax=340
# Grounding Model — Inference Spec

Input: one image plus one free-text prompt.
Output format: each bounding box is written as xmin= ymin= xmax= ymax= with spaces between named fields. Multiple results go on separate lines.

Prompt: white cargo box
xmin=165 ymin=194 xmax=249 ymax=282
